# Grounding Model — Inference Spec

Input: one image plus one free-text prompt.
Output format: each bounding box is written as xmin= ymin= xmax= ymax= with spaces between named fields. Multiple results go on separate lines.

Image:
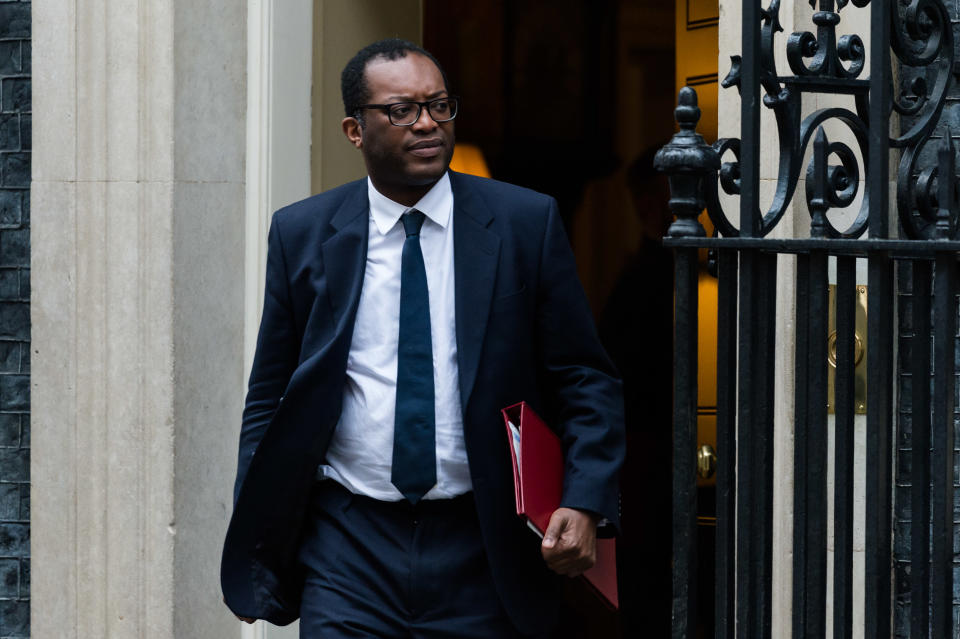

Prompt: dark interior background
xmin=424 ymin=3 xmax=677 ymax=637
xmin=424 ymin=0 xmax=674 ymax=258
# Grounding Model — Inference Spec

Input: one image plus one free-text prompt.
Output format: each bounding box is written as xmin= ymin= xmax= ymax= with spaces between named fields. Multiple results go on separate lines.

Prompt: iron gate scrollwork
xmin=656 ymin=1 xmax=960 ymax=637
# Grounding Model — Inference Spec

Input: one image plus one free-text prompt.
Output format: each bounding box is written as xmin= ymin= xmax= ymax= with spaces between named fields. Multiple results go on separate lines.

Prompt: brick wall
xmin=892 ymin=261 xmax=960 ymax=636
xmin=0 ymin=1 xmax=30 ymax=637
xmin=892 ymin=6 xmax=960 ymax=633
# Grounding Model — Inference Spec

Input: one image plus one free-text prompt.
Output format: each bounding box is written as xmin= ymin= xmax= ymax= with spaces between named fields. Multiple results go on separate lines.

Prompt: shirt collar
xmin=367 ymin=172 xmax=453 ymax=236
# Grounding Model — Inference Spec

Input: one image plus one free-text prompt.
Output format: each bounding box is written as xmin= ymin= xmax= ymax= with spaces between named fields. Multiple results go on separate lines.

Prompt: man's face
xmin=343 ymin=53 xmax=455 ymax=203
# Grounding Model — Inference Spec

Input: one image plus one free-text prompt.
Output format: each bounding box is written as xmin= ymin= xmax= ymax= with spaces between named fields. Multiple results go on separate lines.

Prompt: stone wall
xmin=0 ymin=1 xmax=30 ymax=637
xmin=891 ymin=262 xmax=960 ymax=637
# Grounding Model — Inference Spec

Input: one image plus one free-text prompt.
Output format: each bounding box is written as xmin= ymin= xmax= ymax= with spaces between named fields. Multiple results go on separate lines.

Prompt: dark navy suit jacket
xmin=221 ymin=171 xmax=625 ymax=634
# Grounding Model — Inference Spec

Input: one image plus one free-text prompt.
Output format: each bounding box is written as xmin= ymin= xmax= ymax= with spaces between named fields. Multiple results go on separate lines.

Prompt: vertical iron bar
xmin=795 ymin=250 xmax=829 ymax=638
xmin=736 ymin=0 xmax=761 ymax=630
xmin=865 ymin=252 xmax=894 ymax=639
xmin=910 ymin=259 xmax=932 ymax=639
xmin=833 ymin=256 xmax=857 ymax=639
xmin=754 ymin=252 xmax=776 ymax=639
xmin=673 ymin=246 xmax=700 ymax=639
xmin=793 ymin=253 xmax=811 ymax=639
xmin=731 ymin=249 xmax=776 ymax=638
xmin=865 ymin=0 xmax=893 ymax=630
xmin=807 ymin=251 xmax=830 ymax=639
xmin=715 ymin=249 xmax=738 ymax=639
xmin=739 ymin=0 xmax=761 ymax=237
xmin=930 ymin=253 xmax=956 ymax=637
xmin=736 ymin=249 xmax=758 ymax=639
xmin=868 ymin=0 xmax=891 ymax=240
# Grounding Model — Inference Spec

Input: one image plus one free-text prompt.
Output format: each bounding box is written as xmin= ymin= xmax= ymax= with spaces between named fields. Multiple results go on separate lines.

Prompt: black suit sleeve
xmin=535 ymin=198 xmax=626 ymax=530
xmin=233 ymin=215 xmax=301 ymax=505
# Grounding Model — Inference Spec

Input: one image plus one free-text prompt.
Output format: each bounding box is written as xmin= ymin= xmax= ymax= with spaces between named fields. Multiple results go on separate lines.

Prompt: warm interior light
xmin=450 ymin=143 xmax=491 ymax=178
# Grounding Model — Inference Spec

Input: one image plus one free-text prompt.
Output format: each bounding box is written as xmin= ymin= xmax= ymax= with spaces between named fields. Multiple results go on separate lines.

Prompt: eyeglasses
xmin=354 ymin=96 xmax=459 ymax=126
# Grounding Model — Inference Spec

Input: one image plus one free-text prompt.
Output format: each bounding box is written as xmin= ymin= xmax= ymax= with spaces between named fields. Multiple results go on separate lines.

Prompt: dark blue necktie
xmin=392 ymin=210 xmax=436 ymax=503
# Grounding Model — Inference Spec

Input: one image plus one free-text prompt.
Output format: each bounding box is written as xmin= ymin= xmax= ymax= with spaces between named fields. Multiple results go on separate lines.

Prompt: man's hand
xmin=223 ymin=597 xmax=256 ymax=624
xmin=540 ymin=507 xmax=597 ymax=577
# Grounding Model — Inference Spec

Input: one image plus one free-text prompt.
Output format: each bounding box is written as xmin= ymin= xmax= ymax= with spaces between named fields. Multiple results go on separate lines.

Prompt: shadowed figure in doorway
xmin=598 ymin=146 xmax=674 ymax=638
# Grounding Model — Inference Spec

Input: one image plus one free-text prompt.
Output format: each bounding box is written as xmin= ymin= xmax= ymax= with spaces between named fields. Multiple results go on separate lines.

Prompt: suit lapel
xmin=321 ymin=185 xmax=369 ymax=335
xmin=282 ymin=183 xmax=368 ymax=428
xmin=451 ymin=172 xmax=500 ymax=411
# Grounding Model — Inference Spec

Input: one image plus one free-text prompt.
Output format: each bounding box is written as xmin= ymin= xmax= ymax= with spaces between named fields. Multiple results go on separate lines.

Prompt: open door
xmin=675 ymin=0 xmax=719 ymax=636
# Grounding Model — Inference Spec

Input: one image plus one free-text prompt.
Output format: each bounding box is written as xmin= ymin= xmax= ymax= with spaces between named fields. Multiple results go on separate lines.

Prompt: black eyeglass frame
xmin=353 ymin=96 xmax=460 ymax=127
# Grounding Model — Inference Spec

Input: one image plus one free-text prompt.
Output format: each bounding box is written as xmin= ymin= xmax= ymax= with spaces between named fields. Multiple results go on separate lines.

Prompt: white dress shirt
xmin=318 ymin=173 xmax=472 ymax=500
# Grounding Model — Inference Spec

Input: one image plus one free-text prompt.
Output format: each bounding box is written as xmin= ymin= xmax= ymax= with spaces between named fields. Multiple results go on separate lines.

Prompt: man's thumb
xmin=542 ymin=512 xmax=567 ymax=549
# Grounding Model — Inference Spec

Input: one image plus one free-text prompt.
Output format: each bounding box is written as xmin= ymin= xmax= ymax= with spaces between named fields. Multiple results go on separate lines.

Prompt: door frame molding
xmin=243 ymin=1 xmax=313 ymax=637
xmin=244 ymin=0 xmax=313 ymax=381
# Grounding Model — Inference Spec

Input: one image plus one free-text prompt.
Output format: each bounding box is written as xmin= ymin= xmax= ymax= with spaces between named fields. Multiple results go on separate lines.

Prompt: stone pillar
xmin=31 ymin=1 xmax=245 ymax=637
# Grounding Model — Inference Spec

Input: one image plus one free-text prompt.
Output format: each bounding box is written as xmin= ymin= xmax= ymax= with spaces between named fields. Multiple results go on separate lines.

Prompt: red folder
xmin=501 ymin=401 xmax=619 ymax=609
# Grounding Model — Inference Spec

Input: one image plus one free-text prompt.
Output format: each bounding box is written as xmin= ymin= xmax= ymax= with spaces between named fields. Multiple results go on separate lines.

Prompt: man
xmin=221 ymin=39 xmax=624 ymax=638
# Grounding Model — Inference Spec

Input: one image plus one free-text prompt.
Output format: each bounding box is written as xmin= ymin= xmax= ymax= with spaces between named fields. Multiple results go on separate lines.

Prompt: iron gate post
xmin=655 ymin=87 xmax=719 ymax=639
xmin=657 ymin=1 xmax=959 ymax=636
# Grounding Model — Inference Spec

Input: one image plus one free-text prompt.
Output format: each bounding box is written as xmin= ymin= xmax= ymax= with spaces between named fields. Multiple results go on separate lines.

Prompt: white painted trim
xmin=241 ymin=5 xmax=268 ymax=635
xmin=244 ymin=0 xmax=313 ymax=378
xmin=244 ymin=0 xmax=270 ymax=381
xmin=243 ymin=1 xmax=313 ymax=638
xmin=240 ymin=619 xmax=267 ymax=639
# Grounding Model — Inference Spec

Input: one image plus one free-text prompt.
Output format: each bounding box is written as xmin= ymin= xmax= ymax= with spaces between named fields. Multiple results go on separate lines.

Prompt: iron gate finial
xmin=654 ymin=87 xmax=720 ymax=238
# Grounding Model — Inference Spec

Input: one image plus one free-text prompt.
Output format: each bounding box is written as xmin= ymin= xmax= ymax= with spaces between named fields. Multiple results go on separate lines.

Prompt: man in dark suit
xmin=221 ymin=39 xmax=625 ymax=638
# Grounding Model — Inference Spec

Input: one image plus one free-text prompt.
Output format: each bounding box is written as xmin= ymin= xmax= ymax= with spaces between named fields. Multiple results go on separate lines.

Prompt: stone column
xmin=31 ymin=1 xmax=245 ymax=637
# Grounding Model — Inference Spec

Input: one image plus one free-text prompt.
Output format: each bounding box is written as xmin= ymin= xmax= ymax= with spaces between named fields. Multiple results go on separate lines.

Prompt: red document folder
xmin=501 ymin=401 xmax=619 ymax=609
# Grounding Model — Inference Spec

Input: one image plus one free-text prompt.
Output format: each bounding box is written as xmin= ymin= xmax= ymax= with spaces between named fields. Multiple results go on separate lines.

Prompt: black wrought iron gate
xmin=657 ymin=1 xmax=960 ymax=637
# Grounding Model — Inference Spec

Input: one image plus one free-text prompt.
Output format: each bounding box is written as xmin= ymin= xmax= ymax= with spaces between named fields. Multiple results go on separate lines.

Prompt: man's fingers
xmin=548 ymin=555 xmax=596 ymax=577
xmin=541 ymin=508 xmax=599 ymax=576
xmin=545 ymin=543 xmax=597 ymax=572
xmin=223 ymin=596 xmax=256 ymax=624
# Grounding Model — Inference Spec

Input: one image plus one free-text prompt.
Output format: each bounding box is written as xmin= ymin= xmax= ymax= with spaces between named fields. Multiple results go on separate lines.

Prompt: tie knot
xmin=402 ymin=210 xmax=426 ymax=237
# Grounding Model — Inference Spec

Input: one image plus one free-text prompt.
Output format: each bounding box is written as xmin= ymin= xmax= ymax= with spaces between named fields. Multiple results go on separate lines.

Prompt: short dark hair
xmin=341 ymin=38 xmax=449 ymax=121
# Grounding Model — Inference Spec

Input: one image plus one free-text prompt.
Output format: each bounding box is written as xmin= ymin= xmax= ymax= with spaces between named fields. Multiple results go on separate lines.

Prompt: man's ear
xmin=342 ymin=117 xmax=363 ymax=149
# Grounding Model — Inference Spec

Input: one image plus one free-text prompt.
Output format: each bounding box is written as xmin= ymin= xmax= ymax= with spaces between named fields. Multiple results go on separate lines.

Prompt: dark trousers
xmin=297 ymin=480 xmax=526 ymax=639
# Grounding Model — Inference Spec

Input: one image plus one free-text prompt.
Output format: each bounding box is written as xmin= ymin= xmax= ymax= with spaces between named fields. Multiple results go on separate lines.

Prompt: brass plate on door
xmin=826 ymin=284 xmax=868 ymax=414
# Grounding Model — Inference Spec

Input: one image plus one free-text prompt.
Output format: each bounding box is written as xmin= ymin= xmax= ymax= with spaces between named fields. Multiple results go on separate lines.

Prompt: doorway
xmin=423 ymin=2 xmax=708 ymax=637
xmin=247 ymin=1 xmax=714 ymax=636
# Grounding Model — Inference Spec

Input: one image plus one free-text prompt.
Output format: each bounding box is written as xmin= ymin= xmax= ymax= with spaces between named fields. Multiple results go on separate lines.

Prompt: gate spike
xmin=807 ymin=127 xmax=830 ymax=238
xmin=935 ymin=127 xmax=955 ymax=239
